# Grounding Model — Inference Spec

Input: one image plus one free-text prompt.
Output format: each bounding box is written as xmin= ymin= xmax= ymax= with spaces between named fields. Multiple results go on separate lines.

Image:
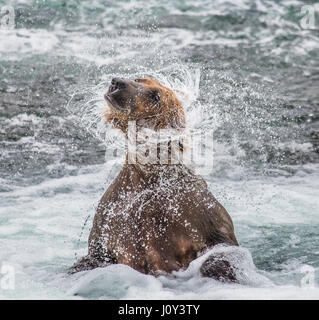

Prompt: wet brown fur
xmin=70 ymin=77 xmax=238 ymax=276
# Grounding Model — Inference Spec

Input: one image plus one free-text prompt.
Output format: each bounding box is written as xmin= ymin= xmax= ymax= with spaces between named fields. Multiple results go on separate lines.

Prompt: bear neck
xmin=121 ymin=154 xmax=196 ymax=187
xmin=123 ymin=143 xmax=193 ymax=183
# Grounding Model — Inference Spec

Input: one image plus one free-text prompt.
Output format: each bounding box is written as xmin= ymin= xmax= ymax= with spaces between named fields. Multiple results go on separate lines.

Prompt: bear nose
xmin=111 ymin=77 xmax=126 ymax=89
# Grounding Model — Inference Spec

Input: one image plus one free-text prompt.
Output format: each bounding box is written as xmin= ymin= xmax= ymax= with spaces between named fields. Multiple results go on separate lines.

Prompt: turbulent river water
xmin=0 ymin=0 xmax=319 ymax=299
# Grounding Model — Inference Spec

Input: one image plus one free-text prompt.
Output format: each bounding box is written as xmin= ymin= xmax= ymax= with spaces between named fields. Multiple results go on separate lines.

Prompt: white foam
xmin=0 ymin=29 xmax=59 ymax=59
xmin=64 ymin=245 xmax=319 ymax=300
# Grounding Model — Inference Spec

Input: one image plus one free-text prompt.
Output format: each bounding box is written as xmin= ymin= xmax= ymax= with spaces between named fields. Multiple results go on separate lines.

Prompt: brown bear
xmin=70 ymin=77 xmax=239 ymax=281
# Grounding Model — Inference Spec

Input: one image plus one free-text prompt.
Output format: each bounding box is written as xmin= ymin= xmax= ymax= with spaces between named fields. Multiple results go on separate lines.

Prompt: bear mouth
xmin=104 ymin=92 xmax=129 ymax=114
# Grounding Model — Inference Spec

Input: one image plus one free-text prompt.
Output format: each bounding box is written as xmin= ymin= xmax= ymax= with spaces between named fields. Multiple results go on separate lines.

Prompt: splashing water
xmin=65 ymin=64 xmax=213 ymax=179
xmin=66 ymin=64 xmax=201 ymax=149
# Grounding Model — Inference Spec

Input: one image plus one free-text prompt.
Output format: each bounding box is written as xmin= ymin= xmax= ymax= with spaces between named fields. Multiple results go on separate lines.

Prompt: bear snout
xmin=110 ymin=77 xmax=127 ymax=91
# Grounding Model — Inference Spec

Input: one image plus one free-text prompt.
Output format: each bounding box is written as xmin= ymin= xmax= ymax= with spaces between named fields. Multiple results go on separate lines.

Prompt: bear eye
xmin=134 ymin=78 xmax=142 ymax=82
